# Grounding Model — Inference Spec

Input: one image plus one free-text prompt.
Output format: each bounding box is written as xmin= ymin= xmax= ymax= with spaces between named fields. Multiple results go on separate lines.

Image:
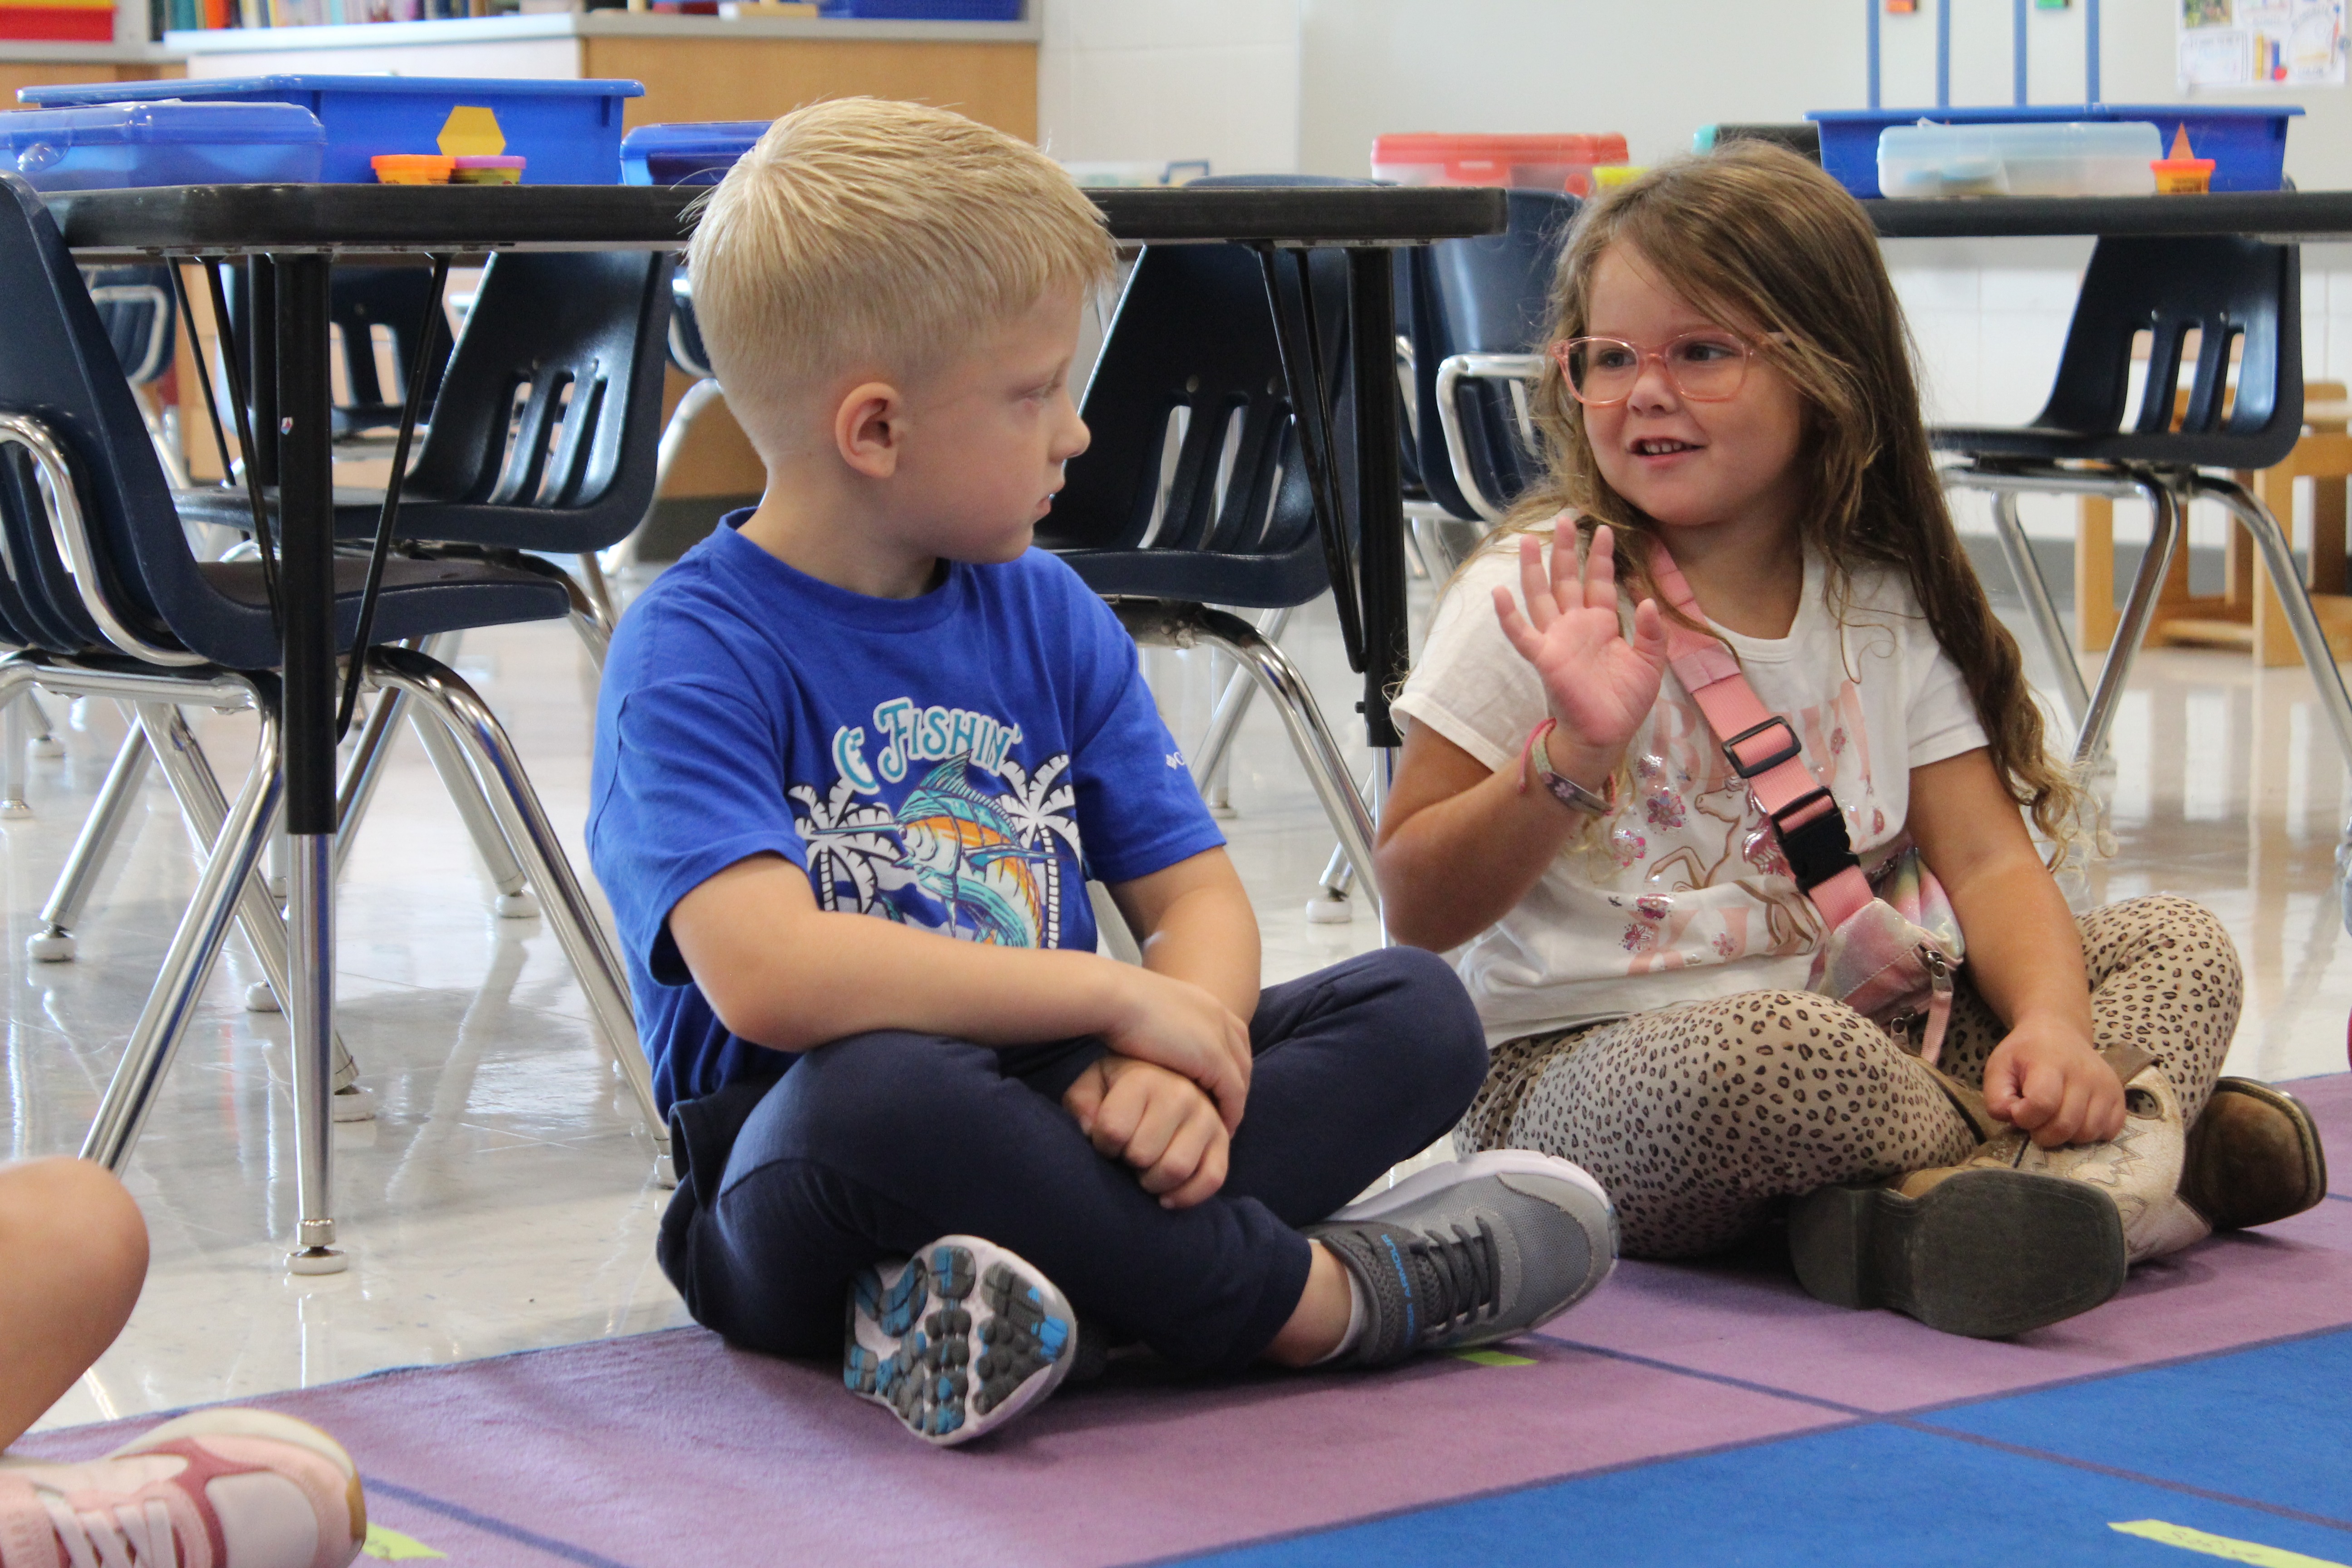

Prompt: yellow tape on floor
xmin=2111 ymin=1519 xmax=2351 ymax=1567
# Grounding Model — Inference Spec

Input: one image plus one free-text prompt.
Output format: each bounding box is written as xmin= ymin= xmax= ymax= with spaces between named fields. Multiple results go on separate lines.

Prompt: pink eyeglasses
xmin=1549 ymin=329 xmax=1760 ymax=406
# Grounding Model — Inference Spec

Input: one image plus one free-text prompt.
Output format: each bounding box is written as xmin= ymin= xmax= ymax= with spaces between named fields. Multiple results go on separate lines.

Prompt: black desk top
xmin=1869 ymin=189 xmax=2352 ymax=239
xmin=44 ymin=182 xmax=1509 ymax=258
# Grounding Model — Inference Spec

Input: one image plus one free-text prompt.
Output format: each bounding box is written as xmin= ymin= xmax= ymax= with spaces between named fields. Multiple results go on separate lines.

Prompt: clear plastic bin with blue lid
xmin=20 ymin=75 xmax=646 ymax=185
xmin=0 ymin=101 xmax=326 ymax=191
xmin=621 ymin=120 xmax=770 ymax=187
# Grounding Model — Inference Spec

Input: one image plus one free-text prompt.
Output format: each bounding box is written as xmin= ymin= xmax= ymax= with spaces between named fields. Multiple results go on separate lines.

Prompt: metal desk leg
xmin=275 ymin=252 xmax=344 ymax=1276
xmin=1347 ymin=249 xmax=1410 ymax=755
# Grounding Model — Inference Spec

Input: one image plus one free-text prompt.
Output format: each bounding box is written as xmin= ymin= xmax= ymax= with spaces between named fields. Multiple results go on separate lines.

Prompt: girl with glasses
xmin=1376 ymin=143 xmax=2321 ymax=1338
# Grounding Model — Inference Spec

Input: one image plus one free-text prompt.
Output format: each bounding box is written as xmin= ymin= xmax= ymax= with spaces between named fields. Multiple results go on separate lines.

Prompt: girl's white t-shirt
xmin=1392 ymin=538 xmax=1989 ymax=1045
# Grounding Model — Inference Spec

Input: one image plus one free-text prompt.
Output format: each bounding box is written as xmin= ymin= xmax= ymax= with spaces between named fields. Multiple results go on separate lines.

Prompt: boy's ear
xmin=834 ymin=381 xmax=905 ymax=479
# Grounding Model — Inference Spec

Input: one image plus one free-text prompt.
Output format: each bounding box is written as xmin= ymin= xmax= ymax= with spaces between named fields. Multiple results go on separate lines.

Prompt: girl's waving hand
xmin=1492 ymin=521 xmax=1669 ymax=755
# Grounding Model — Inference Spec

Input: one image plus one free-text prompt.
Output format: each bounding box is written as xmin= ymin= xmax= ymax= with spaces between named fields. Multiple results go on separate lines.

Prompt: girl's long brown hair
xmin=1490 ymin=140 xmax=2079 ymax=849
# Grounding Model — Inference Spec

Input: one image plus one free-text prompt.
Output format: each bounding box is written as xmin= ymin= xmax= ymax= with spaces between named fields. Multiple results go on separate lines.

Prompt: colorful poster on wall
xmin=2180 ymin=0 xmax=2347 ymax=86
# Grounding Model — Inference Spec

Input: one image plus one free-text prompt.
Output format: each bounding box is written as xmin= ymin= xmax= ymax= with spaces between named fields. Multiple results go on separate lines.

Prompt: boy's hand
xmin=1101 ymin=967 xmax=1253 ymax=1134
xmin=1063 ymin=1056 xmax=1231 ymax=1209
xmin=1982 ymin=1020 xmax=2127 ymax=1148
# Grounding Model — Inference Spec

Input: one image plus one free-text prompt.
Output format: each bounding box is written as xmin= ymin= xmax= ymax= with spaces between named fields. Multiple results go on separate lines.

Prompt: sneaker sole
xmin=844 ymin=1235 xmax=1074 ymax=1448
xmin=1787 ymin=1168 xmax=2127 ymax=1339
xmin=1332 ymin=1150 xmax=1619 ymax=1345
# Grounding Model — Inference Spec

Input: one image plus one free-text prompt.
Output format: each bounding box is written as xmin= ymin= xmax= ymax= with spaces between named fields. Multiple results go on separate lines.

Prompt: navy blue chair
xmin=328 ymin=264 xmax=453 ymax=446
xmin=1404 ymin=189 xmax=1577 ymax=559
xmin=1932 ymin=234 xmax=2352 ymax=788
xmin=177 ymin=247 xmax=676 ymax=653
xmin=600 ymin=273 xmax=730 ymax=576
xmin=0 ymin=170 xmax=665 ymax=1239
xmin=1037 ymin=231 xmax=1384 ymax=909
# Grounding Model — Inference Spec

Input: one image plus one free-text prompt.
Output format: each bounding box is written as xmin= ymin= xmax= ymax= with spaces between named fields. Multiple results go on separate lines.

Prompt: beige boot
xmin=1950 ymin=1057 xmax=2211 ymax=1264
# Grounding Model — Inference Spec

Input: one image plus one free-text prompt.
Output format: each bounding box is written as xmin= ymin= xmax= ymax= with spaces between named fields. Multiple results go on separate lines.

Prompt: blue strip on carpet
xmin=1155 ymin=1421 xmax=2352 ymax=1568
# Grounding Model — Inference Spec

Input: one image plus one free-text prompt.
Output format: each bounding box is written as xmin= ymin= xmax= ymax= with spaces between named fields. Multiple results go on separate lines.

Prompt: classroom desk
xmin=42 ymin=179 xmax=1507 ymax=1265
xmin=1867 ymin=189 xmax=2352 ymax=241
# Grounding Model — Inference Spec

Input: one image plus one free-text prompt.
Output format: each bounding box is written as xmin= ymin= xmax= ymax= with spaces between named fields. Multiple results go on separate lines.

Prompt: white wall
xmin=1036 ymin=0 xmax=1303 ymax=176
xmin=1295 ymin=0 xmax=2352 ymax=190
xmin=1041 ymin=0 xmax=2352 ymax=551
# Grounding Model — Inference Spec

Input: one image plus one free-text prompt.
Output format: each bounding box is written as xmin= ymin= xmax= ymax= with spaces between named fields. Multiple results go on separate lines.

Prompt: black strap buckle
xmin=1721 ymin=716 xmax=1803 ymax=779
xmin=1769 ymin=787 xmax=1860 ymax=890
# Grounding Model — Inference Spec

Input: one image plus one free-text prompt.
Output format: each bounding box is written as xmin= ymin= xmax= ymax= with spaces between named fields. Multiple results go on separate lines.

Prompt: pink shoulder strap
xmin=1645 ymin=549 xmax=1874 ymax=930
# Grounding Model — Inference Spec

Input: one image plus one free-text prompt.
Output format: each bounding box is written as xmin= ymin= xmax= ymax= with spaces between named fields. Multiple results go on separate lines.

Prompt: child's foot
xmin=1787 ymin=1167 xmax=2128 ymax=1338
xmin=843 ymin=1235 xmax=1075 ymax=1447
xmin=0 ymin=1406 xmax=366 ymax=1568
xmin=1306 ymin=1150 xmax=1617 ymax=1365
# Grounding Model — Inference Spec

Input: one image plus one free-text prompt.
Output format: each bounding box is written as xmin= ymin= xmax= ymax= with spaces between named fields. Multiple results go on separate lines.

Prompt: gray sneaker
xmin=1307 ymin=1150 xmax=1617 ymax=1365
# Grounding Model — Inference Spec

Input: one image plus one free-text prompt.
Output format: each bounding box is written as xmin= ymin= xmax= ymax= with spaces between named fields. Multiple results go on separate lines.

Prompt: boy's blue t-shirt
xmin=588 ymin=514 xmax=1225 ymax=1114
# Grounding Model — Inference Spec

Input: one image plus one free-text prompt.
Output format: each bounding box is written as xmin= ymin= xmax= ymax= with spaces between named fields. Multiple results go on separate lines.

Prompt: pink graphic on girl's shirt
xmin=1592 ymin=672 xmax=1875 ymax=979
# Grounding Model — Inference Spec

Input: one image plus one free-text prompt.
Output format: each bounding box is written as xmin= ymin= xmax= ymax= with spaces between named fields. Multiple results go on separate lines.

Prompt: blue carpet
xmin=1166 ymin=1329 xmax=2352 ymax=1568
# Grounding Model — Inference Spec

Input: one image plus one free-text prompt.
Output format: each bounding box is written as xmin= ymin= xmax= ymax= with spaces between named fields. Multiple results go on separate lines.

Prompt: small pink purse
xmin=1648 ymin=552 xmax=1965 ymax=1063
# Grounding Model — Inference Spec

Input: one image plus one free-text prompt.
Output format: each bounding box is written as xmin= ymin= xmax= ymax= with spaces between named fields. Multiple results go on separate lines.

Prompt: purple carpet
xmin=23 ymin=1071 xmax=2352 ymax=1568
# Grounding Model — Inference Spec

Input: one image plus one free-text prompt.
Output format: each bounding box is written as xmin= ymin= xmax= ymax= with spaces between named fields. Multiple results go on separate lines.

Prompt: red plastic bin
xmin=1372 ymin=132 xmax=1630 ymax=197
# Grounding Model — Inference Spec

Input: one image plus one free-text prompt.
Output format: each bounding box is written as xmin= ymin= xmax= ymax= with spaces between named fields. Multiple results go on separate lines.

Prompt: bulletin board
xmin=2180 ymin=0 xmax=2347 ymax=87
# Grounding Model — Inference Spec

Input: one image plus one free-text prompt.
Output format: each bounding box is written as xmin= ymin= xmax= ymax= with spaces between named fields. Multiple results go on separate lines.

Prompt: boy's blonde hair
xmin=686 ymin=97 xmax=1117 ymax=458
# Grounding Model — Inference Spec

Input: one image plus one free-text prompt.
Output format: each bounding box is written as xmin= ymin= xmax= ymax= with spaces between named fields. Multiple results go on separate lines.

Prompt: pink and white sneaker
xmin=0 ymin=1408 xmax=365 ymax=1568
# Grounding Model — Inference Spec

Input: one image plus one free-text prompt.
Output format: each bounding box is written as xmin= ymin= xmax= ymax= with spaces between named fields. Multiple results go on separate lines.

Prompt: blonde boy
xmin=588 ymin=98 xmax=1615 ymax=1446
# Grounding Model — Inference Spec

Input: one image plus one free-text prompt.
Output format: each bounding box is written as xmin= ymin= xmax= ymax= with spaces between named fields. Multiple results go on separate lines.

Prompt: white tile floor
xmin=6 ymin=561 xmax=2350 ymax=1432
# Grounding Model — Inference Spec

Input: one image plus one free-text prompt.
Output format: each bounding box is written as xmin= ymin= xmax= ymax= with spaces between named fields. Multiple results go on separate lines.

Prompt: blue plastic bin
xmin=20 ymin=75 xmax=646 ymax=185
xmin=1807 ymin=105 xmax=2301 ymax=198
xmin=818 ymin=0 xmax=1021 ymax=17
xmin=621 ymin=120 xmax=768 ymax=187
xmin=0 ymin=101 xmax=324 ymax=192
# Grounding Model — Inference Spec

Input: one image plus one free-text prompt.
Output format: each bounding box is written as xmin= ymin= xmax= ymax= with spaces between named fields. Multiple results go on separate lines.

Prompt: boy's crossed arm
xmin=668 ymin=846 xmax=1262 ymax=1206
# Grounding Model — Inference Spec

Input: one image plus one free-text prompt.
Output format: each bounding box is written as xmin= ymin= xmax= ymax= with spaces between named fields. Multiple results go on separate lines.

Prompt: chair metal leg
xmin=574 ymin=549 xmax=618 ymax=637
xmin=27 ymin=726 xmax=152 ymax=961
xmin=1 ymin=692 xmax=29 ymax=818
xmin=2192 ymin=473 xmax=2352 ymax=771
xmin=407 ymin=702 xmax=539 ymax=917
xmin=1189 ymin=606 xmax=1293 ymax=794
xmin=82 ymin=702 xmax=282 ymax=1176
xmin=368 ymin=647 xmax=671 ymax=1181
xmin=23 ymin=693 xmax=59 ymax=756
xmin=1115 ymin=600 xmax=1381 ymax=914
xmin=329 ymin=680 xmax=409 ymax=887
xmin=2072 ymin=481 xmax=2181 ymax=772
xmin=1988 ymin=490 xmax=2092 ymax=730
xmin=134 ymin=703 xmax=362 ymax=1093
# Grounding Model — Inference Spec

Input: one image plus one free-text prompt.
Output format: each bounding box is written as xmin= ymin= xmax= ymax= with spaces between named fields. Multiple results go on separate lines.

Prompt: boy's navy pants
xmin=656 ymin=946 xmax=1485 ymax=1375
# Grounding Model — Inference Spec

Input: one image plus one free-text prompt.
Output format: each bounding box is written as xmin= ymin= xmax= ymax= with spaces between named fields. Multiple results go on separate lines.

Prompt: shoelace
xmin=1405 ymin=1217 xmax=1501 ymax=1339
xmin=39 ymin=1494 xmax=181 ymax=1568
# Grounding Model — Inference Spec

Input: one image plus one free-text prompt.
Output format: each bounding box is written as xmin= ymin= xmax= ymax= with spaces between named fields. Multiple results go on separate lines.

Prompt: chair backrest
xmin=1039 ymin=238 xmax=1349 ymax=603
xmin=0 ymin=173 xmax=209 ymax=660
xmin=1409 ymin=189 xmax=1577 ymax=520
xmin=667 ymin=274 xmax=712 ymax=380
xmin=329 ymin=264 xmax=453 ymax=436
xmin=2029 ymin=234 xmax=2303 ymax=469
xmin=396 ymin=247 xmax=676 ymax=550
xmin=83 ymin=265 xmax=176 ymax=387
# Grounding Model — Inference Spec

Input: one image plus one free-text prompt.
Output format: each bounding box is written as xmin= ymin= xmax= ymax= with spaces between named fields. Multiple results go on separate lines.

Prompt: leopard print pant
xmin=1460 ymin=894 xmax=2243 ymax=1259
